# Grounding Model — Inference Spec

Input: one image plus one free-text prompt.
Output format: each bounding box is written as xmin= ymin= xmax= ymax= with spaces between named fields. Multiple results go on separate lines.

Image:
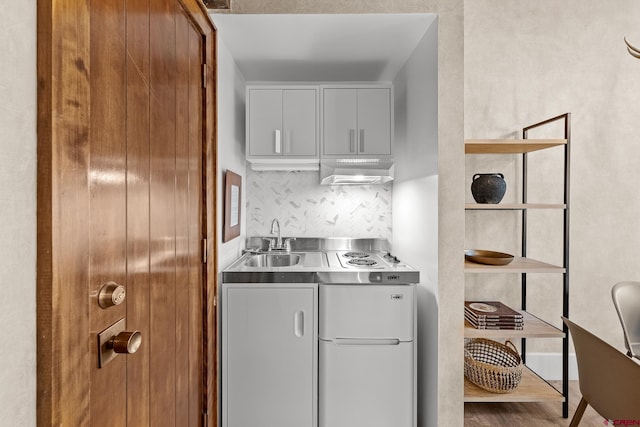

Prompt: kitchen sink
xmin=244 ymin=253 xmax=302 ymax=267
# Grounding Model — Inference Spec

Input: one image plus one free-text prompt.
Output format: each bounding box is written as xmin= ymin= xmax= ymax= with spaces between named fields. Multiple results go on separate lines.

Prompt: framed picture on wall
xmin=223 ymin=170 xmax=241 ymax=242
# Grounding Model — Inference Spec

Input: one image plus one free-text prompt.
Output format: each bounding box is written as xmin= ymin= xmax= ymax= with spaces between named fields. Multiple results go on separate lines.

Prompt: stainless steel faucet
xmin=265 ymin=218 xmax=296 ymax=251
xmin=270 ymin=218 xmax=282 ymax=249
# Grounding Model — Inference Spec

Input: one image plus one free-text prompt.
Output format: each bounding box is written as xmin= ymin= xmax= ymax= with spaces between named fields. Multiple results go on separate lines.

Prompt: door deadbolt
xmin=97 ymin=318 xmax=142 ymax=368
xmin=98 ymin=282 xmax=126 ymax=308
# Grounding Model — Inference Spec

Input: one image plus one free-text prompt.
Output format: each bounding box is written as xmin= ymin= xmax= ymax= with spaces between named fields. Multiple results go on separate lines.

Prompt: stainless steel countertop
xmin=222 ymin=238 xmax=419 ymax=284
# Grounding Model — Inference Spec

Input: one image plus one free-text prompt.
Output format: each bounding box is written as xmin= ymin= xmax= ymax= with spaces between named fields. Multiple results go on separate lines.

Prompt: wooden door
xmin=37 ymin=0 xmax=218 ymax=426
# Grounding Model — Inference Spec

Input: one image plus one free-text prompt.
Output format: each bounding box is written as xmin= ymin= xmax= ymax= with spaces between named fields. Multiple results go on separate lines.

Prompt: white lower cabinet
xmin=222 ymin=283 xmax=317 ymax=427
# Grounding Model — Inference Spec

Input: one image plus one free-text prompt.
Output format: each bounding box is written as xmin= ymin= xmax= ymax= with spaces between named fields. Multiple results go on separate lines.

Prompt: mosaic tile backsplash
xmin=246 ymin=169 xmax=392 ymax=240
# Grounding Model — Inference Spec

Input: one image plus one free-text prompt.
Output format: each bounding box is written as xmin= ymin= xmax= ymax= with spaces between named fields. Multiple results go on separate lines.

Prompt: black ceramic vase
xmin=471 ymin=173 xmax=506 ymax=204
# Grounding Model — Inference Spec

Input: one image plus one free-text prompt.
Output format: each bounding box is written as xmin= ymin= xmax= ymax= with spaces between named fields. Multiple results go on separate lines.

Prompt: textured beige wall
xmin=465 ymin=0 xmax=640 ymax=357
xmin=221 ymin=1 xmax=465 ymax=426
xmin=0 ymin=0 xmax=37 ymax=424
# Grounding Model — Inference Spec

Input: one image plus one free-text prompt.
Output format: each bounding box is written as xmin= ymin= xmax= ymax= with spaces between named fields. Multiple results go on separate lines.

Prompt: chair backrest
xmin=562 ymin=317 xmax=640 ymax=421
xmin=611 ymin=281 xmax=640 ymax=357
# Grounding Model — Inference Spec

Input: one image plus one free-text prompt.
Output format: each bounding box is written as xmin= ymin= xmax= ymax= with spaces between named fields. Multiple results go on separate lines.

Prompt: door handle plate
xmin=97 ymin=318 xmax=142 ymax=368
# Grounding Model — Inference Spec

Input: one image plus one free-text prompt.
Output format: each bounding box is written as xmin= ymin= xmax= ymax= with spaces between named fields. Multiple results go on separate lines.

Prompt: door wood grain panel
xmin=126 ymin=0 xmax=151 ymax=424
xmin=187 ymin=12 xmax=206 ymax=424
xmin=149 ymin=0 xmax=178 ymax=423
xmin=175 ymin=8 xmax=191 ymax=424
xmin=37 ymin=0 xmax=92 ymax=424
xmin=88 ymin=0 xmax=128 ymax=425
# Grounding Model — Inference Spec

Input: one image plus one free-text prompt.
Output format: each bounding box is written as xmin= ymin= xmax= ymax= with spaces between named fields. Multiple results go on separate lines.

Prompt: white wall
xmin=216 ymin=37 xmax=248 ymax=269
xmin=392 ymin=20 xmax=439 ymax=427
xmin=0 ymin=1 xmax=36 ymax=425
xmin=464 ymin=0 xmax=640 ymax=365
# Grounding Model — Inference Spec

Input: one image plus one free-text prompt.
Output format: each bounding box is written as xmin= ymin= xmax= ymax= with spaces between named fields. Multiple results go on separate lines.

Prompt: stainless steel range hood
xmin=320 ymin=158 xmax=394 ymax=185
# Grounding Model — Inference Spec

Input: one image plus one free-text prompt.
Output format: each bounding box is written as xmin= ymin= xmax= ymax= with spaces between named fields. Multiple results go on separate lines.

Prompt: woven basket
xmin=464 ymin=338 xmax=523 ymax=393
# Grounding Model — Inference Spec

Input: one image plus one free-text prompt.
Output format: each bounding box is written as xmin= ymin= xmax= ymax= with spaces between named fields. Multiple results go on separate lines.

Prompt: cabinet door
xmin=224 ymin=287 xmax=316 ymax=427
xmin=248 ymin=89 xmax=283 ymax=156
xmin=323 ymin=88 xmax=357 ymax=155
xmin=319 ymin=341 xmax=414 ymax=427
xmin=283 ymin=89 xmax=317 ymax=156
xmin=357 ymin=88 xmax=392 ymax=156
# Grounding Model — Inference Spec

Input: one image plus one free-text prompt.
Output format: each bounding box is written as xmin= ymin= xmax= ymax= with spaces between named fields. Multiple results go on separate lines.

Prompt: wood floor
xmin=464 ymin=381 xmax=606 ymax=426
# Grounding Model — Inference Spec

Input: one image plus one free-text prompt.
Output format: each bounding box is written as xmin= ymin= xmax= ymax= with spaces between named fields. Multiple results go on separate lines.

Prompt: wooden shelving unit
xmin=464 ymin=310 xmax=564 ymax=340
xmin=465 ymin=203 xmax=566 ymax=210
xmin=464 ymin=139 xmax=566 ymax=154
xmin=464 ymin=257 xmax=565 ymax=274
xmin=464 ymin=366 xmax=564 ymax=403
xmin=464 ymin=114 xmax=571 ymax=418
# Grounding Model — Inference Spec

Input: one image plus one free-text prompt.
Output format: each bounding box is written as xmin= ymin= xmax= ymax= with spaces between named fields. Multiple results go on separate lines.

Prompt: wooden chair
xmin=611 ymin=281 xmax=640 ymax=360
xmin=562 ymin=317 xmax=640 ymax=427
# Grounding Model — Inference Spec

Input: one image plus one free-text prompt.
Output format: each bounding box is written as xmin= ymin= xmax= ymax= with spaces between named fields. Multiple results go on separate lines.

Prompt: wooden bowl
xmin=465 ymin=249 xmax=514 ymax=265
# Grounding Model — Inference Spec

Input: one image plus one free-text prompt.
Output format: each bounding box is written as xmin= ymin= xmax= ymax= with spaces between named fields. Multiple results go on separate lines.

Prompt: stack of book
xmin=464 ymin=301 xmax=524 ymax=330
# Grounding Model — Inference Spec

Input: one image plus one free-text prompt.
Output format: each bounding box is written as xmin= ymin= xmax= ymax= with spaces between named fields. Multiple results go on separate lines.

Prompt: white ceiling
xmin=211 ymin=14 xmax=437 ymax=82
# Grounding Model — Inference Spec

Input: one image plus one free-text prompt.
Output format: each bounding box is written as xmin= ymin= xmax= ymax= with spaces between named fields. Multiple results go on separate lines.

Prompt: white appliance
xmin=319 ymin=283 xmax=416 ymax=427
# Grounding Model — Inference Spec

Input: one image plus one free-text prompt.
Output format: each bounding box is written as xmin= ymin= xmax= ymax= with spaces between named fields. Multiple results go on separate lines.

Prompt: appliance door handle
xmin=274 ymin=129 xmax=281 ymax=154
xmin=333 ymin=338 xmax=400 ymax=346
xmin=359 ymin=129 xmax=365 ymax=153
xmin=294 ymin=310 xmax=304 ymax=337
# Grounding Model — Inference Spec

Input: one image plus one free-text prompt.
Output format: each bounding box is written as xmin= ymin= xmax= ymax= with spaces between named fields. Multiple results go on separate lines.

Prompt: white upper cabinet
xmin=247 ymin=86 xmax=318 ymax=161
xmin=322 ymin=86 xmax=393 ymax=157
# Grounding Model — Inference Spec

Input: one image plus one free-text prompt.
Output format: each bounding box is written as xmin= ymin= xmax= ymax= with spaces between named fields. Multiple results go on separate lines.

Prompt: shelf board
xmin=464 ymin=310 xmax=564 ymax=339
xmin=465 ymin=139 xmax=567 ymax=154
xmin=464 ymin=366 xmax=564 ymax=402
xmin=465 ymin=203 xmax=566 ymax=210
xmin=464 ymin=257 xmax=565 ymax=273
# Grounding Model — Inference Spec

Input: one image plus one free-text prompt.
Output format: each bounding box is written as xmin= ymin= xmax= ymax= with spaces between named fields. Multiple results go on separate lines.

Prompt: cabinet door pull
xmin=294 ymin=310 xmax=304 ymax=337
xmin=359 ymin=129 xmax=365 ymax=153
xmin=284 ymin=129 xmax=291 ymax=154
xmin=274 ymin=129 xmax=281 ymax=154
xmin=349 ymin=129 xmax=356 ymax=153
